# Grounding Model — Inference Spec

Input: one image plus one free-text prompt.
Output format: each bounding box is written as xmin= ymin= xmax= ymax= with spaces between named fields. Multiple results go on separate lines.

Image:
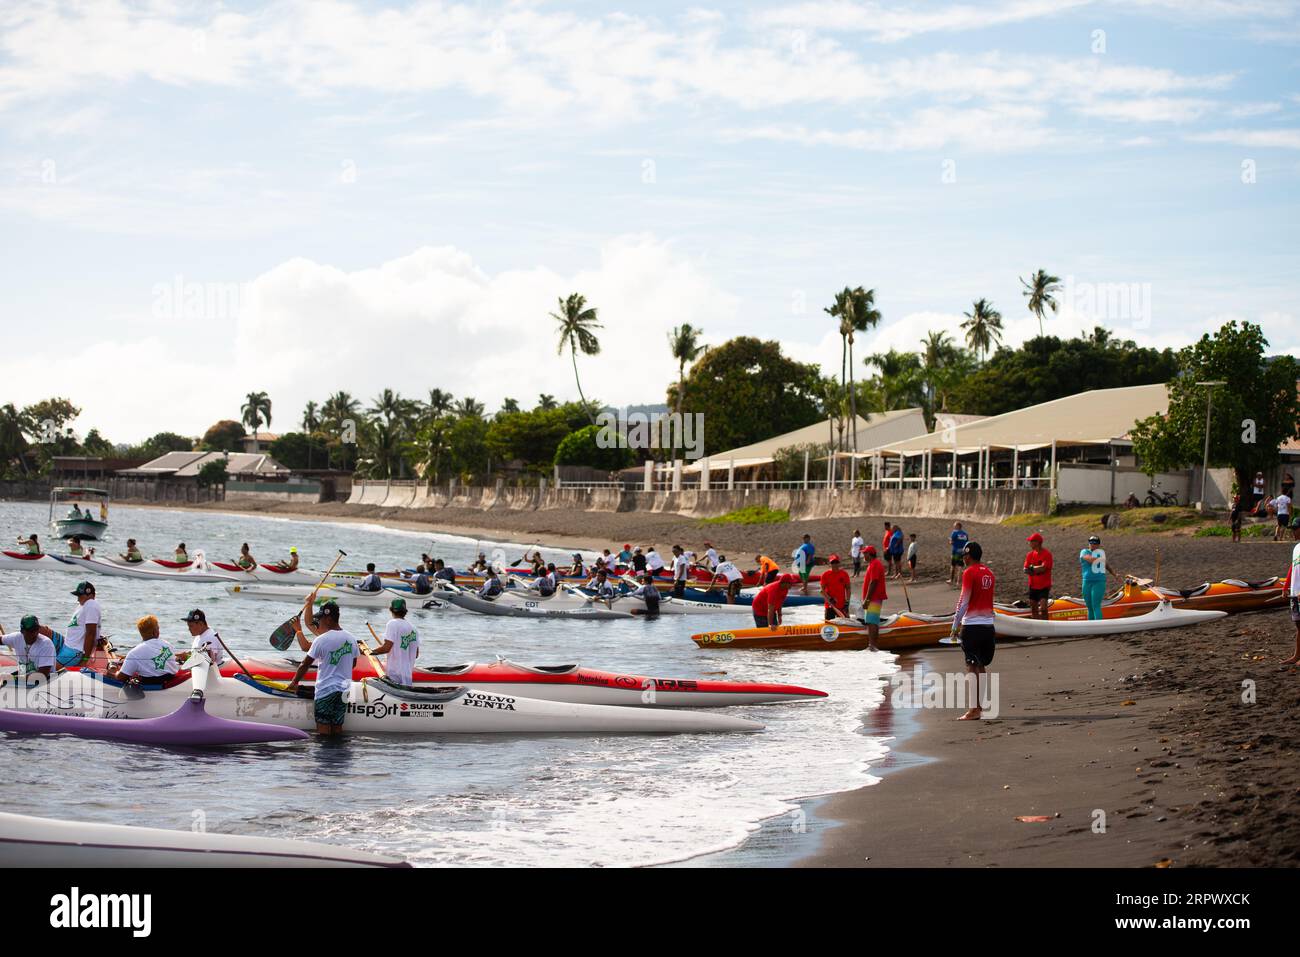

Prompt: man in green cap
xmin=286 ymin=595 xmax=358 ymax=736
xmin=0 ymin=615 xmax=58 ymax=678
xmin=369 ymin=597 xmax=419 ymax=686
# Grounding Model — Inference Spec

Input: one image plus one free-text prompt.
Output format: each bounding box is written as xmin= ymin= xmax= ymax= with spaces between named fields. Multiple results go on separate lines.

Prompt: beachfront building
xmin=842 ymin=383 xmax=1294 ymax=508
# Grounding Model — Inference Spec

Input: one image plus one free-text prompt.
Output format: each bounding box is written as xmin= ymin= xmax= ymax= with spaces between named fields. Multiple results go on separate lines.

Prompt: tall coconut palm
xmin=537 ymin=394 xmax=557 ymax=410
xmin=367 ymin=389 xmax=419 ymax=479
xmin=425 ymin=388 xmax=454 ymax=420
xmin=301 ymin=400 xmax=320 ymax=470
xmin=919 ymin=330 xmax=958 ymax=415
xmin=550 ymin=293 xmax=603 ymax=424
xmin=961 ymin=299 xmax=1004 ymax=364
xmin=320 ymin=391 xmax=361 ymax=469
xmin=667 ymin=323 xmax=705 ymax=460
xmin=1020 ymin=269 xmax=1061 ymax=338
xmin=844 ymin=287 xmax=881 ymax=453
xmin=454 ymin=397 xmax=485 ymax=419
xmin=240 ymin=391 xmax=272 ymax=435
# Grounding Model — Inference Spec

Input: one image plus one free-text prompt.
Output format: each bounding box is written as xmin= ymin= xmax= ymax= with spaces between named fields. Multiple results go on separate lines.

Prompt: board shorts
xmin=951 ymin=554 xmax=964 ymax=566
xmin=907 ymin=555 xmax=916 ymax=568
xmin=862 ymin=602 xmax=882 ymax=626
xmin=1291 ymin=599 xmax=1300 ymax=624
xmin=1278 ymin=513 xmax=1291 ymax=528
xmin=50 ymin=632 xmax=83 ymax=669
xmin=763 ymin=569 xmax=779 ymax=585
xmin=314 ymin=691 xmax=347 ymax=727
xmin=1028 ymin=586 xmax=1051 ymax=601
xmin=726 ymin=580 xmax=742 ymax=602
xmin=799 ymin=567 xmax=811 ymax=583
xmin=960 ymin=624 xmax=996 ymax=667
xmin=752 ymin=613 xmax=771 ymax=628
xmin=672 ymin=580 xmax=686 ymax=598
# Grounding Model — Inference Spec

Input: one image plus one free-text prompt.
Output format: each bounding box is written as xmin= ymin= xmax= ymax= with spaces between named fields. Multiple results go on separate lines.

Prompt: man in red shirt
xmin=881 ymin=523 xmax=894 ymax=578
xmin=860 ymin=545 xmax=887 ymax=652
xmin=1023 ymin=532 xmax=1053 ymax=620
xmin=751 ymin=573 xmax=798 ymax=629
xmin=819 ymin=554 xmax=851 ymax=621
xmin=951 ymin=541 xmax=996 ymax=720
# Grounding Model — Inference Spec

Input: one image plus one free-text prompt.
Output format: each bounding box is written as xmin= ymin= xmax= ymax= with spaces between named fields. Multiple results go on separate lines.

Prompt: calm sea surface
xmin=0 ymin=501 xmax=898 ymax=866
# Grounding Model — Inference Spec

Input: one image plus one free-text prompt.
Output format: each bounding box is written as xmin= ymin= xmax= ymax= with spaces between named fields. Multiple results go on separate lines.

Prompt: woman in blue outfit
xmin=1078 ymin=535 xmax=1118 ymax=620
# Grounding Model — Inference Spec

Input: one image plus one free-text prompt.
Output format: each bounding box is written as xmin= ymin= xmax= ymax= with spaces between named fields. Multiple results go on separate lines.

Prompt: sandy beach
xmin=165 ymin=498 xmax=1300 ymax=866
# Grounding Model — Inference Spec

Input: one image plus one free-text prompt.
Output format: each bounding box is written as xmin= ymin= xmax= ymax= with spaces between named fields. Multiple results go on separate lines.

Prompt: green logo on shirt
xmin=400 ymin=629 xmax=418 ymax=651
xmin=152 ymin=645 xmax=174 ymax=669
xmin=328 ymin=641 xmax=354 ymax=666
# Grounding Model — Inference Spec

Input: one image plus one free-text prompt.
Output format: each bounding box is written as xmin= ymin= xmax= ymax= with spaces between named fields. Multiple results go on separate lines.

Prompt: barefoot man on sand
xmin=951 ymin=542 xmax=996 ymax=720
xmin=860 ymin=545 xmax=886 ymax=653
xmin=1286 ymin=539 xmax=1300 ymax=666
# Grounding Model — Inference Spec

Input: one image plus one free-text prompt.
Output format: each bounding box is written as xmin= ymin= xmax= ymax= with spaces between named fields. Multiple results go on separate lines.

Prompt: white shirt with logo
xmin=645 ymin=550 xmax=665 ymax=572
xmin=713 ymin=561 xmax=743 ymax=583
xmin=308 ymin=628 xmax=358 ymax=698
xmin=850 ymin=536 xmax=864 ymax=559
xmin=1274 ymin=494 xmax=1292 ymax=515
xmin=118 ymin=638 xmax=179 ymax=679
xmin=672 ymin=554 xmax=690 ymax=581
xmin=703 ymin=548 xmax=719 ymax=568
xmin=65 ymin=599 xmax=102 ymax=658
xmin=383 ymin=618 xmax=419 ymax=686
xmin=1 ymin=633 xmax=57 ymax=673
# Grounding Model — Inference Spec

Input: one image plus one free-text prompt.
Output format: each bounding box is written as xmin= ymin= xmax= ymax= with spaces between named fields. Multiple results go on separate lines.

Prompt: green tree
xmin=670 ymin=337 xmax=823 ymax=456
xmin=425 ymin=389 xmax=454 ymax=419
xmin=201 ymin=420 xmax=246 ymax=452
xmin=773 ymin=443 xmax=830 ymax=483
xmin=82 ymin=428 xmax=116 ymax=457
xmin=824 ymin=287 xmax=882 ymax=452
xmin=961 ymin=299 xmax=1004 ymax=364
xmin=240 ymin=391 xmax=272 ymax=434
xmin=537 ymin=393 xmax=558 ymax=410
xmin=550 ymin=292 xmax=603 ymax=424
xmin=196 ymin=459 xmax=229 ymax=489
xmin=864 ymin=349 xmax=926 ymax=412
xmin=487 ymin=404 xmax=588 ymax=471
xmin=554 ymin=424 xmax=634 ymax=471
xmin=668 ymin=323 xmax=706 ymax=459
xmin=1020 ymin=269 xmax=1061 ymax=339
xmin=445 ymin=413 xmax=490 ymax=481
xmin=0 ymin=404 xmax=30 ymax=476
xmin=365 ymin=388 xmax=420 ymax=479
xmin=500 ymin=397 xmax=521 ymax=415
xmin=1130 ymin=321 xmax=1300 ymax=492
xmin=270 ymin=432 xmax=332 ymax=471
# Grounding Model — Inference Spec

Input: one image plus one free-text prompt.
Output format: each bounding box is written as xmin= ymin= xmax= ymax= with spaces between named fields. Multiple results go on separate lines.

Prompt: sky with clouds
xmin=2 ymin=0 xmax=1298 ymax=442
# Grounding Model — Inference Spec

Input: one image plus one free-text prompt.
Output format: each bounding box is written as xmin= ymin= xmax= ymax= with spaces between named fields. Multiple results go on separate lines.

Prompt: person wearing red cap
xmin=819 ymin=554 xmax=851 ymax=620
xmin=1023 ymin=532 xmax=1053 ymax=620
xmin=751 ymin=573 xmax=798 ymax=629
xmin=860 ymin=545 xmax=887 ymax=652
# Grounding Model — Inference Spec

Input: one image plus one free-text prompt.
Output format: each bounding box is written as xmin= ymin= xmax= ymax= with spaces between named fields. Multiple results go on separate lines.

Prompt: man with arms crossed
xmin=1023 ymin=533 xmax=1053 ymax=620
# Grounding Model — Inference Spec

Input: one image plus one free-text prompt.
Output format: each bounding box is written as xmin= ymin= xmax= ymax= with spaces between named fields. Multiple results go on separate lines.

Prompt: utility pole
xmin=1196 ymin=381 xmax=1227 ymax=508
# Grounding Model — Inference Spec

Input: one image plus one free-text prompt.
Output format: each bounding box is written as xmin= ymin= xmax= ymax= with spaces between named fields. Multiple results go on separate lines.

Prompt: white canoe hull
xmin=0 ymin=811 xmax=407 ymax=868
xmin=443 ymin=588 xmax=752 ymax=619
xmin=993 ymin=601 xmax=1226 ymax=638
xmin=0 ymin=552 xmax=70 ymax=571
xmin=0 ymin=669 xmax=762 ymax=735
xmin=224 ymin=583 xmax=441 ymax=609
xmin=58 ymin=554 xmax=240 ymax=583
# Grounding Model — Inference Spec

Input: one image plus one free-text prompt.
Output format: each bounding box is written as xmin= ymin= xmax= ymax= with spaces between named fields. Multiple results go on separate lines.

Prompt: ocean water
xmin=0 ymin=501 xmax=898 ymax=867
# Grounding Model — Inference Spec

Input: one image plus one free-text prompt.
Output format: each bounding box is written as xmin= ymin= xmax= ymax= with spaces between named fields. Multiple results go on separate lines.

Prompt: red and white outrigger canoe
xmin=221 ymin=657 xmax=828 ymax=708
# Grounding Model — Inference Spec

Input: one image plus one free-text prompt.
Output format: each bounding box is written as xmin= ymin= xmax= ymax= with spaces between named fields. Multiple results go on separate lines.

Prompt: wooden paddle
xmin=899 ymin=578 xmax=913 ymax=613
xmin=360 ymin=625 xmax=388 ymax=678
xmin=269 ymin=549 xmax=347 ymax=651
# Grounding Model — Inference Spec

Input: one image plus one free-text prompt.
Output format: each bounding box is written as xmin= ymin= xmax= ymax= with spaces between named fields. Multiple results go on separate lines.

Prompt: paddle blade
xmin=269 ymin=618 xmax=297 ymax=651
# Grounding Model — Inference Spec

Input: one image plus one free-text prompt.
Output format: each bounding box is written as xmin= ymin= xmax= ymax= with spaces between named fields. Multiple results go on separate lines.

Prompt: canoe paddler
xmin=751 ymin=573 xmax=798 ymax=630
xmin=120 ymin=539 xmax=144 ymax=564
xmin=276 ymin=547 xmax=299 ymax=571
xmin=107 ymin=615 xmax=179 ymax=686
xmin=628 ymin=572 xmax=661 ymax=618
xmin=617 ymin=543 xmax=634 ymax=568
xmin=62 ymin=581 xmax=103 ymax=668
xmin=175 ymin=543 xmax=189 ymax=563
xmin=477 ymin=569 xmax=504 ymax=600
xmin=1023 ymin=533 xmax=1053 ymax=620
xmin=176 ymin=609 xmax=225 ymax=666
xmin=0 ymin=615 xmax=58 ymax=678
xmin=370 ymin=597 xmax=419 ymax=686
xmin=860 ymin=545 xmax=886 ymax=651
xmin=16 ymin=533 xmax=42 ymax=556
xmin=754 ymin=553 xmax=780 ymax=585
xmin=286 ymin=599 xmax=357 ymax=736
xmin=584 ymin=568 xmax=617 ymax=607
xmin=354 ymin=563 xmax=383 ymax=592
xmin=67 ymin=535 xmax=86 ymax=557
xmin=708 ymin=554 xmax=744 ymax=603
xmin=1285 ymin=540 xmax=1300 ymax=666
xmin=236 ymin=542 xmax=257 ymax=571
xmin=950 ymin=542 xmax=996 ymax=720
xmin=819 ymin=554 xmax=851 ymax=621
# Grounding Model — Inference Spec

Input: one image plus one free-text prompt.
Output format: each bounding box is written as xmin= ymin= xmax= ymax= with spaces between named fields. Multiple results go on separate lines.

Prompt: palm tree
xmin=1020 ymin=269 xmax=1061 ymax=338
xmin=454 ymin=397 xmax=485 ymax=419
xmin=537 ymin=394 xmax=558 ymax=410
xmin=302 ymin=400 xmax=320 ymax=470
xmin=500 ymin=397 xmax=521 ymax=415
xmin=961 ymin=299 xmax=1004 ymax=364
xmin=865 ymin=349 xmax=926 ymax=411
xmin=550 ymin=293 xmax=603 ymax=424
xmin=667 ymin=323 xmax=705 ymax=460
xmin=425 ymin=388 xmax=454 ymax=420
xmin=240 ymin=391 xmax=272 ymax=435
xmin=825 ymin=287 xmax=882 ymax=453
xmin=320 ymin=391 xmax=361 ymax=469
xmin=919 ymin=330 xmax=959 ymax=415
xmin=367 ymin=389 xmax=420 ymax=478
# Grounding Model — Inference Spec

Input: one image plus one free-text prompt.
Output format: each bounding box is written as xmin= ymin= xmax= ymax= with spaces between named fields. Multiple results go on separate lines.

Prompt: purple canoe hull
xmin=0 ymin=697 xmax=308 ymax=746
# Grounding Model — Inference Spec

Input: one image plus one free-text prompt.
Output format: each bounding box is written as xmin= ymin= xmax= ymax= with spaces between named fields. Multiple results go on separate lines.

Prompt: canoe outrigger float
xmin=49 ymin=486 xmax=109 ymax=541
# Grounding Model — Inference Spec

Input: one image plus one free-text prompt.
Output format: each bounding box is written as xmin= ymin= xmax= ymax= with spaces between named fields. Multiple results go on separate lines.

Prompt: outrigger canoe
xmin=0 ymin=551 xmax=70 ymax=571
xmin=222 ymin=657 xmax=827 ymax=708
xmin=1001 ymin=576 xmax=1288 ymax=620
xmin=0 ymin=663 xmax=763 ymax=735
xmin=57 ymin=553 xmax=239 ymax=583
xmin=0 ymin=811 xmax=411 ymax=868
xmin=992 ymin=601 xmax=1226 ymax=638
xmin=442 ymin=587 xmax=751 ymax=618
xmin=223 ymin=583 xmax=446 ymax=610
xmin=693 ymin=614 xmax=954 ymax=652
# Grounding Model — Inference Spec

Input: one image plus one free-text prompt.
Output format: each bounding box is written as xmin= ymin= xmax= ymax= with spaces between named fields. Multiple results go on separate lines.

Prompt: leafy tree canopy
xmin=201 ymin=420 xmax=246 ymax=452
xmin=554 ymin=424 xmax=635 ymax=471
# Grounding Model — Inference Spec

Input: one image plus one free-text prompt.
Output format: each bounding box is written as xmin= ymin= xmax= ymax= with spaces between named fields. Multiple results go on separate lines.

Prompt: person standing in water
xmin=286 ymin=597 xmax=358 ymax=736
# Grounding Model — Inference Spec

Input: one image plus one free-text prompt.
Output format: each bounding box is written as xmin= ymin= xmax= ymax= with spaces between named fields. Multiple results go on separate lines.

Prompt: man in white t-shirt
xmin=699 ymin=543 xmax=719 ymax=571
xmin=1285 ymin=541 xmax=1300 ymax=666
xmin=708 ymin=554 xmax=745 ymax=604
xmin=108 ymin=615 xmax=179 ymax=684
xmin=64 ymin=581 xmax=103 ymax=666
xmin=178 ymin=609 xmax=226 ymax=666
xmin=1 ymin=615 xmax=58 ymax=678
xmin=1272 ymin=492 xmax=1292 ymax=542
xmin=645 ymin=547 xmax=665 ymax=574
xmin=286 ymin=598 xmax=358 ymax=735
xmin=670 ymin=545 xmax=691 ymax=598
xmin=850 ymin=529 xmax=865 ymax=578
xmin=371 ymin=597 xmax=419 ymax=686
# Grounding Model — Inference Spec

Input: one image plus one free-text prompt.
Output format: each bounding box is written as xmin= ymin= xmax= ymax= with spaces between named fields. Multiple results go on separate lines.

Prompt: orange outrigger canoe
xmin=690 ymin=575 xmax=1289 ymax=652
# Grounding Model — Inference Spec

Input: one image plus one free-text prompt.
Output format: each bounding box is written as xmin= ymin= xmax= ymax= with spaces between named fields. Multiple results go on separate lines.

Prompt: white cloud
xmin=1187 ymin=128 xmax=1300 ymax=149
